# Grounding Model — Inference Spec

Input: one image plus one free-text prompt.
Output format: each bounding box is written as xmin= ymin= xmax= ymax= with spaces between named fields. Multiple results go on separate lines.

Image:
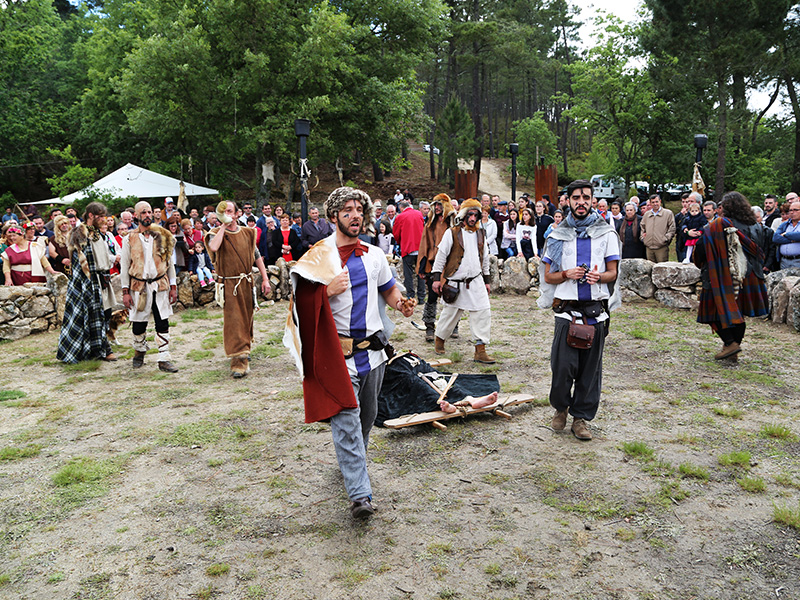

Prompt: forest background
xmin=3 ymin=0 xmax=800 ymax=210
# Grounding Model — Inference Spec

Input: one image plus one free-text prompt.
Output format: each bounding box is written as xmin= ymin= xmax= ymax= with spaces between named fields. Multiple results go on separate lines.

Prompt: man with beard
xmin=285 ymin=187 xmax=414 ymax=519
xmin=120 ymin=201 xmax=179 ymax=373
xmin=206 ymin=201 xmax=271 ymax=377
xmin=431 ymin=198 xmax=495 ymax=364
xmin=57 ymin=202 xmax=118 ymax=364
xmin=538 ymin=180 xmax=620 ymax=441
xmin=417 ymin=194 xmax=456 ymax=341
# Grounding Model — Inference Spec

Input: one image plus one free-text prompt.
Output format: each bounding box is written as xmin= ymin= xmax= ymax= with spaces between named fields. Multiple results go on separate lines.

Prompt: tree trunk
xmin=784 ymin=73 xmax=800 ymax=192
xmin=731 ymin=71 xmax=747 ymax=155
xmin=472 ymin=51 xmax=484 ymax=190
xmin=714 ymin=73 xmax=728 ymax=201
xmin=371 ymin=160 xmax=384 ymax=182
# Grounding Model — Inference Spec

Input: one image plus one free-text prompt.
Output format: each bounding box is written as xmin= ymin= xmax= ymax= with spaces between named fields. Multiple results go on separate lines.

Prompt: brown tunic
xmin=206 ymin=226 xmax=257 ymax=357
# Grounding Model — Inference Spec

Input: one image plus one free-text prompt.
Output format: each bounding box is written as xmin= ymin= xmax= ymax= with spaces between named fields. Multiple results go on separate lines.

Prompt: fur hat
xmin=457 ymin=197 xmax=482 ymax=221
xmin=323 ymin=187 xmax=375 ymax=235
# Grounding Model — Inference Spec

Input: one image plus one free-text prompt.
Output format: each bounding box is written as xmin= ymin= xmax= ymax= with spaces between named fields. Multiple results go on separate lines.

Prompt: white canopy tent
xmin=26 ymin=163 xmax=218 ymax=205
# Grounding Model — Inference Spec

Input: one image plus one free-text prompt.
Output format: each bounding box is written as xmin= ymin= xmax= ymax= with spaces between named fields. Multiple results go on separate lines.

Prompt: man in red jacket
xmin=392 ymin=200 xmax=426 ymax=303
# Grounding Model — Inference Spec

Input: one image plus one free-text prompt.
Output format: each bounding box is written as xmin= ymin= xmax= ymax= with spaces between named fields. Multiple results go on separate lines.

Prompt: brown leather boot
xmin=551 ymin=410 xmax=568 ymax=431
xmin=571 ymin=418 xmax=592 ymax=441
xmin=473 ymin=344 xmax=495 ymax=364
xmin=714 ymin=342 xmax=740 ymax=360
xmin=231 ymin=356 xmax=250 ymax=378
xmin=132 ymin=350 xmax=146 ymax=368
xmin=434 ymin=336 xmax=446 ymax=355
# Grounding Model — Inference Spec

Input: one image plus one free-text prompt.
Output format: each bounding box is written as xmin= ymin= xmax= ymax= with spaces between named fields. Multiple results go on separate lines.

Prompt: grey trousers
xmin=549 ymin=317 xmax=607 ymax=421
xmin=329 ymin=362 xmax=385 ymax=501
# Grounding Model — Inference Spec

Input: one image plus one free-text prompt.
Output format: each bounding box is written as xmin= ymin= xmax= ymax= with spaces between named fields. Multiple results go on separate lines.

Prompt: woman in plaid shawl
xmin=693 ymin=192 xmax=769 ymax=362
xmin=57 ymin=202 xmax=116 ymax=364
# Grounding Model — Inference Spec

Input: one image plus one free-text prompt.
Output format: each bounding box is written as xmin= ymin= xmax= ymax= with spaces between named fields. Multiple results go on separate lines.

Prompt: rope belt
xmin=218 ymin=272 xmax=253 ymax=296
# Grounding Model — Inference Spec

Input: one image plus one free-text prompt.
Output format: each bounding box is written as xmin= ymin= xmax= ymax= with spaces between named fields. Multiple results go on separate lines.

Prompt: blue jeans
xmin=329 ymin=363 xmax=385 ymax=500
xmin=196 ymin=266 xmax=213 ymax=282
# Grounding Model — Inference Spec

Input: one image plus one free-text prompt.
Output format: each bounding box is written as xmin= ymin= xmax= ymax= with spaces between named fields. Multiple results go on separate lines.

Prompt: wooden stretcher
xmin=383 ymin=393 xmax=537 ymax=430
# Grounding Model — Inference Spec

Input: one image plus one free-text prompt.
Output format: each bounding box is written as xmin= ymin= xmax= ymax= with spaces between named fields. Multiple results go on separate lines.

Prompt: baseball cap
xmin=165 ymin=197 xmax=175 ymax=205
xmin=498 ymin=200 xmax=508 ymax=205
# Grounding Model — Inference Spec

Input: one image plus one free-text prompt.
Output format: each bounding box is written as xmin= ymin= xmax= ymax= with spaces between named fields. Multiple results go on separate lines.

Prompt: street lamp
xmin=295 ymin=118 xmax=311 ymax=222
xmin=694 ymin=134 xmax=707 ymax=164
xmin=509 ymin=143 xmax=519 ymax=204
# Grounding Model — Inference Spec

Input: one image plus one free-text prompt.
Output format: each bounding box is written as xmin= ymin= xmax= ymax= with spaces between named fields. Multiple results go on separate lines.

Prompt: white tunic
xmin=120 ymin=232 xmax=176 ymax=322
xmin=89 ymin=236 xmax=116 ymax=310
xmin=324 ymin=236 xmax=396 ymax=379
xmin=432 ymin=228 xmax=490 ymax=311
xmin=542 ymin=229 xmax=621 ymax=323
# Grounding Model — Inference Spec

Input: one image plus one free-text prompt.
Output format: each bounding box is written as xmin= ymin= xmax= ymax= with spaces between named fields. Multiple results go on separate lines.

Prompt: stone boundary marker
xmin=2 ymin=259 xmax=798 ymax=341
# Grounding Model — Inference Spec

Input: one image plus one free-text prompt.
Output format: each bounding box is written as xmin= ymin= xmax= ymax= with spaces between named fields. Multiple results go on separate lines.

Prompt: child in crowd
xmin=681 ymin=202 xmax=707 ymax=263
xmin=189 ymin=241 xmax=215 ymax=286
xmin=376 ymin=219 xmax=394 ymax=256
xmin=544 ymin=209 xmax=563 ymax=238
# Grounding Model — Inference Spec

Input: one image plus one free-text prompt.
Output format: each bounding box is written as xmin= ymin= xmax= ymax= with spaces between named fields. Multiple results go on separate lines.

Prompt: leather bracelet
xmin=561 ymin=270 xmax=568 ymax=281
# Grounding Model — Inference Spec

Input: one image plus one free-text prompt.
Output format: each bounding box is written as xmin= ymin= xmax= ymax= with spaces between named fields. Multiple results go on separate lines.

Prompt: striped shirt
xmin=543 ymin=229 xmax=621 ymax=323
xmin=325 ymin=236 xmax=396 ymax=377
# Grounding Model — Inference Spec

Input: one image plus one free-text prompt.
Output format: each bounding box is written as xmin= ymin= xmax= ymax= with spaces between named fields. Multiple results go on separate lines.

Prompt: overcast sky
xmin=570 ymin=0 xmax=785 ymax=116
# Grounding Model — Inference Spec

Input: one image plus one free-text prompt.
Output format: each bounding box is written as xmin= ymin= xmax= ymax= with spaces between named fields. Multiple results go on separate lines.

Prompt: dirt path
xmin=459 ymin=158 xmax=516 ymax=199
xmin=0 ymin=296 xmax=799 ymax=599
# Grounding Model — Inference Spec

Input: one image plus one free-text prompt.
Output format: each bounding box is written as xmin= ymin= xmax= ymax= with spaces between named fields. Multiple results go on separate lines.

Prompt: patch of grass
xmin=157 ymin=387 xmax=197 ymax=401
xmin=181 ymin=308 xmax=211 ymax=322
xmin=482 ymin=473 xmax=512 ymax=485
xmin=250 ymin=343 xmax=283 ymax=359
xmin=718 ymin=451 xmax=751 ymax=469
xmin=641 ymin=383 xmax=663 ymax=393
xmin=773 ymin=502 xmax=800 ymax=530
xmin=206 ymin=563 xmax=230 ymax=577
xmin=760 ymin=423 xmax=798 ymax=442
xmin=678 ymin=462 xmax=709 ymax=481
xmin=615 ymin=528 xmax=636 ymax=541
xmin=712 ymin=405 xmax=743 ymax=419
xmin=621 ymin=441 xmax=655 ymax=461
xmin=0 ymin=389 xmax=26 ymax=401
xmin=161 ymin=421 xmax=222 ymax=447
xmin=737 ymin=476 xmax=766 ymax=493
xmin=191 ymin=370 xmax=229 ymax=385
xmin=333 ymin=567 xmax=370 ymax=588
xmin=426 ymin=542 xmax=454 ymax=556
xmin=74 ymin=572 xmax=112 ymax=599
xmin=630 ymin=321 xmax=657 ymax=340
xmin=62 ymin=360 xmax=103 ymax=373
xmin=207 ymin=458 xmax=224 ymax=468
xmin=0 ymin=574 xmax=9 ymax=586
xmin=201 ymin=331 xmax=224 ymax=350
xmin=39 ymin=405 xmax=74 ymax=422
xmin=732 ymin=370 xmax=778 ymax=386
xmin=0 ymin=443 xmax=42 ymax=461
xmin=484 ymin=563 xmax=502 ymax=576
xmin=448 ymin=351 xmax=463 ymax=363
xmin=531 ymin=396 xmax=550 ymax=407
xmin=46 ymin=572 xmax=65 ymax=584
xmin=187 ymin=349 xmax=214 ymax=361
xmin=774 ymin=473 xmax=800 ymax=490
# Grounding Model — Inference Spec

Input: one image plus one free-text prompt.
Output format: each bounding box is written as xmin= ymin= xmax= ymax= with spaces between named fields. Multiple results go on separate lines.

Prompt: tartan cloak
xmin=57 ymin=237 xmax=111 ymax=363
xmin=696 ymin=217 xmax=768 ymax=331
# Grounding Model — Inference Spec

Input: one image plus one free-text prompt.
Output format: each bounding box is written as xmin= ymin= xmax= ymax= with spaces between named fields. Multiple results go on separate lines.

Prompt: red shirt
xmin=392 ymin=207 xmax=424 ymax=257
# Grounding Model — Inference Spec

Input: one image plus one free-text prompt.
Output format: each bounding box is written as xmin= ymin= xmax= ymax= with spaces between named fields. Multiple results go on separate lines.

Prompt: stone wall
xmin=2 ymin=259 xmax=798 ymax=341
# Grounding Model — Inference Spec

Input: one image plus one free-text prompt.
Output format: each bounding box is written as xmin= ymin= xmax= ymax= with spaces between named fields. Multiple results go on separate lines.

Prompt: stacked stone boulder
xmin=766 ymin=268 xmax=800 ymax=331
xmin=0 ymin=283 xmax=60 ymax=340
xmin=651 ymin=262 xmax=701 ymax=310
xmin=618 ymin=259 xmax=656 ymax=302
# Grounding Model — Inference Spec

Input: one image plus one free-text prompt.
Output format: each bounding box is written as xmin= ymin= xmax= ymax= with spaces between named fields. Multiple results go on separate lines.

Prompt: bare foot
xmin=454 ymin=392 xmax=499 ymax=409
xmin=438 ymin=399 xmax=457 ymax=414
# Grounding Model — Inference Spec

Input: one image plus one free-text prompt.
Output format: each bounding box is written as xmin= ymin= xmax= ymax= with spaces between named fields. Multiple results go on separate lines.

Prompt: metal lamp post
xmin=694 ymin=133 xmax=708 ymax=164
xmin=294 ymin=118 xmax=311 ymax=222
xmin=509 ymin=143 xmax=519 ymax=204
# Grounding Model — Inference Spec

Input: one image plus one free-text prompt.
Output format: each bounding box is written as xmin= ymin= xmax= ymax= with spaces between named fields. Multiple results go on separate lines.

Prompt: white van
xmin=590 ymin=174 xmax=624 ymax=200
